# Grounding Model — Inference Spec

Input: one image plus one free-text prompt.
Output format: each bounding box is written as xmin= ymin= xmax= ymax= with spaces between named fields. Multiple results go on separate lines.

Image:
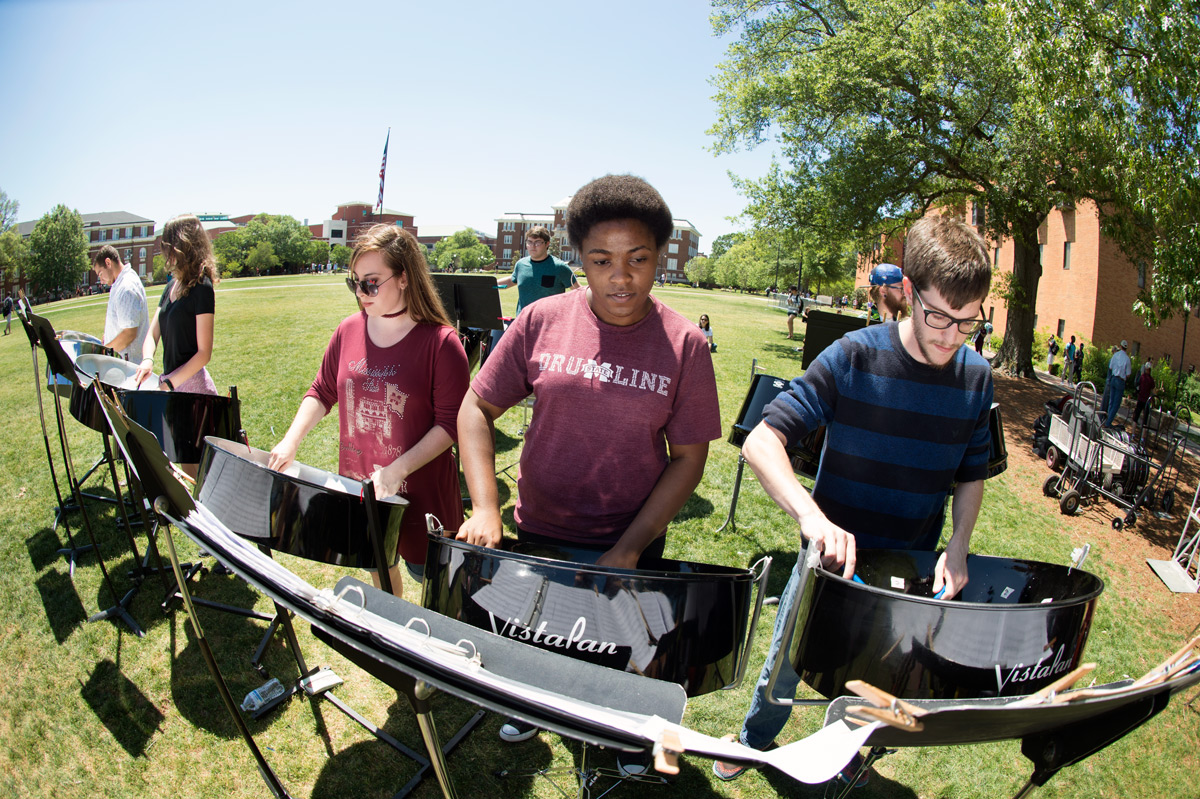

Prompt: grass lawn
xmin=1 ymin=273 xmax=1197 ymax=798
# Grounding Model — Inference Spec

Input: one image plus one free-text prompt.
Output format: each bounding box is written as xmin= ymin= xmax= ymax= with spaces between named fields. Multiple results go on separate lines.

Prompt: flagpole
xmin=377 ymin=128 xmax=390 ymax=220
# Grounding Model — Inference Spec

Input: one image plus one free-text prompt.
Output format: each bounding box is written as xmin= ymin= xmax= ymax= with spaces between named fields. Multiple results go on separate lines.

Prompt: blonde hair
xmin=351 ymin=224 xmax=452 ymax=327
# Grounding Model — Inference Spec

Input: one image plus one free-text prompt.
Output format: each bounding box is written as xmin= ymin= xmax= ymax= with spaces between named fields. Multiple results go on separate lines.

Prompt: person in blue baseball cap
xmin=867 ymin=263 xmax=908 ymax=322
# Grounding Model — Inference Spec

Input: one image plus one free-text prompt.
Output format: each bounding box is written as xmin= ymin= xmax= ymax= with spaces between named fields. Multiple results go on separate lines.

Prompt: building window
xmin=1131 ymin=341 xmax=1141 ymax=357
xmin=100 ymin=229 xmax=107 ymax=241
xmin=1063 ymin=241 xmax=1071 ymax=270
xmin=504 ymin=234 xmax=512 ymax=244
xmin=668 ymin=243 xmax=679 ymax=254
xmin=1038 ymin=244 xmax=1044 ymax=266
xmin=672 ymin=229 xmax=681 ymax=239
xmin=503 ymin=222 xmax=514 ymax=231
xmin=502 ymin=248 xmax=511 ymax=261
xmin=123 ymin=248 xmax=132 ymax=261
xmin=331 ymin=229 xmax=343 ymax=239
xmin=1057 ymin=319 xmax=1065 ymax=337
xmin=994 ymin=247 xmax=1000 ymax=267
xmin=125 ymin=227 xmax=133 ymax=238
xmin=1137 ymin=260 xmax=1146 ymax=288
xmin=140 ymin=226 xmax=149 ymax=237
xmin=139 ymin=247 xmax=146 ymax=261
xmin=667 ymin=257 xmax=678 ymax=271
xmin=971 ymin=203 xmax=984 ymax=228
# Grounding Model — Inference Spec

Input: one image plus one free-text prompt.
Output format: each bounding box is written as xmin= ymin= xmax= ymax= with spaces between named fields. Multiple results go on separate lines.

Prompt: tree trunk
xmin=994 ymin=215 xmax=1044 ymax=378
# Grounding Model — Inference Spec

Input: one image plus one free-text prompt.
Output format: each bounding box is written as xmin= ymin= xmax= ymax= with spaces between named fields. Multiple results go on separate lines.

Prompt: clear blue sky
xmin=0 ymin=0 xmax=778 ymax=247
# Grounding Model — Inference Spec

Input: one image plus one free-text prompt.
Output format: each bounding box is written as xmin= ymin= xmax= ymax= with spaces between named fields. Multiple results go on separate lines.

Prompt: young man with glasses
xmin=496 ymin=226 xmax=579 ymax=315
xmin=714 ymin=214 xmax=993 ymax=784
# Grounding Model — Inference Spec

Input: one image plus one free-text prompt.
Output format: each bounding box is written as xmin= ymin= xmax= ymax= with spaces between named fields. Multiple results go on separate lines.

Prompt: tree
xmin=0 ymin=229 xmax=27 ymax=283
xmin=306 ymin=239 xmax=331 ymax=269
xmin=685 ymin=255 xmax=713 ymax=285
xmin=709 ymin=0 xmax=1141 ymax=377
xmin=0 ymin=188 xmax=18 ymax=231
xmin=709 ymin=232 xmax=745 ymax=260
xmin=432 ymin=229 xmax=494 ymax=273
xmin=152 ymin=254 xmax=168 ymax=284
xmin=26 ymin=205 xmax=88 ymax=295
xmin=331 ymin=244 xmax=353 ymax=269
xmin=1004 ymin=0 xmax=1200 ymax=328
xmin=246 ymin=241 xmax=279 ymax=276
xmin=212 ymin=214 xmax=314 ymax=274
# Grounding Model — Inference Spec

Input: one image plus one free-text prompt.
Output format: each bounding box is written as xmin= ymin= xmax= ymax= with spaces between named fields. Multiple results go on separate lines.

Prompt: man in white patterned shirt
xmin=92 ymin=244 xmax=149 ymax=361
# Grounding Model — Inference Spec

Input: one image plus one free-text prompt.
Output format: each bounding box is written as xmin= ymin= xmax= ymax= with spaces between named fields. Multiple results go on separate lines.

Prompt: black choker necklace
xmin=382 ymin=306 xmax=408 ymax=319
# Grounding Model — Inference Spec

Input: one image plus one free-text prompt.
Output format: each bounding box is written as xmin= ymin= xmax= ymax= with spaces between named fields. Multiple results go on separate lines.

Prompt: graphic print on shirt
xmin=343 ymin=366 xmax=409 ymax=441
xmin=536 ymin=352 xmax=671 ymax=396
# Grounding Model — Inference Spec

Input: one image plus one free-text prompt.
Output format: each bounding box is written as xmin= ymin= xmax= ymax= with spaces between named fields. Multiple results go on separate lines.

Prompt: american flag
xmin=377 ymin=129 xmax=390 ymax=212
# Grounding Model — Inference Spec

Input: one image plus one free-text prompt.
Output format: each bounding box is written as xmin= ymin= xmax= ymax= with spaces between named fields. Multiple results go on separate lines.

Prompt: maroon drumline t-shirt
xmin=472 ymin=290 xmax=721 ymax=545
xmin=305 ymin=313 xmax=469 ymax=564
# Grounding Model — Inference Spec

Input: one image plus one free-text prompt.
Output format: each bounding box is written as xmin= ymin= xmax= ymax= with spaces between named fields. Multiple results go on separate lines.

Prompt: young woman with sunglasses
xmin=268 ymin=225 xmax=470 ymax=595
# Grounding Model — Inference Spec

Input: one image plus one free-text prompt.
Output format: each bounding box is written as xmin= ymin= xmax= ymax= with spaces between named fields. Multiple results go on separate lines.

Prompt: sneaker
xmin=616 ymin=750 xmax=651 ymax=777
xmin=837 ymin=752 xmax=871 ymax=788
xmin=497 ymin=718 xmax=539 ymax=743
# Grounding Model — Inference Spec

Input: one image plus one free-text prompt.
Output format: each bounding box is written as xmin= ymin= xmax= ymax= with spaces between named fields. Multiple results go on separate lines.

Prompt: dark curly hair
xmin=566 ymin=175 xmax=673 ymax=250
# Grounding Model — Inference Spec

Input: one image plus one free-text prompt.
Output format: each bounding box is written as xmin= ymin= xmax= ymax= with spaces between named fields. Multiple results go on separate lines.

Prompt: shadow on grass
xmin=496 ymin=428 xmax=523 ymax=456
xmin=677 ymin=492 xmax=715 ymax=522
xmin=25 ymin=525 xmax=63 ymax=572
xmin=34 ymin=568 xmax=87 ymax=643
xmin=79 ymin=657 xmax=165 ymax=758
xmin=762 ymin=763 xmax=919 ymax=798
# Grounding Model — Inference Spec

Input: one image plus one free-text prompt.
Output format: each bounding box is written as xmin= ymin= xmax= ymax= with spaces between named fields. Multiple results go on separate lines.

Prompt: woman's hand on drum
xmin=267 ymin=440 xmax=298 ymax=473
xmin=134 ymin=358 xmax=154 ymax=388
xmin=370 ymin=462 xmax=408 ymax=500
xmin=456 ymin=509 xmax=503 ymax=549
xmin=596 ymin=546 xmax=639 ymax=571
xmin=799 ymin=511 xmax=857 ymax=579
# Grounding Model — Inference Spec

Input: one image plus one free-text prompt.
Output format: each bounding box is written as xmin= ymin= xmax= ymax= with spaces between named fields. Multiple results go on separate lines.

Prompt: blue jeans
xmin=1104 ymin=377 xmax=1126 ymax=427
xmin=739 ymin=558 xmax=806 ymax=750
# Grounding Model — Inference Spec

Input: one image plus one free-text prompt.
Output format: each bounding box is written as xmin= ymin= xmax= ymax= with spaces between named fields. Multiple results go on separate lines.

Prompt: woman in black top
xmin=135 ymin=214 xmax=218 ymax=473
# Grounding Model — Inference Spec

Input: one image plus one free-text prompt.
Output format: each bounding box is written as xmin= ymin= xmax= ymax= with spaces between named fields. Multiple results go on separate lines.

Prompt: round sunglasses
xmin=345 ymin=273 xmax=394 ymax=297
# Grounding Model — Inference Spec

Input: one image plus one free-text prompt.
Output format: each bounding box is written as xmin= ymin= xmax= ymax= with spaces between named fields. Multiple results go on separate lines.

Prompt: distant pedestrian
xmin=1047 ymin=335 xmax=1058 ymax=374
xmin=1133 ymin=361 xmax=1155 ymax=430
xmin=1104 ymin=340 xmax=1133 ymax=428
xmin=1073 ymin=340 xmax=1085 ymax=384
xmin=2 ymin=292 xmax=12 ymax=335
xmin=1064 ymin=336 xmax=1077 ymax=385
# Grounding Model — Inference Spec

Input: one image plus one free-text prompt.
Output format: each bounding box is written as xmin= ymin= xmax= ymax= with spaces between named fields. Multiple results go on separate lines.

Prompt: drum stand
xmin=498 ymin=743 xmax=667 ymax=799
xmin=47 ymin=375 xmax=144 ymax=636
xmin=155 ymin=503 xmax=296 ymax=799
xmin=18 ymin=312 xmax=92 ymax=575
xmin=250 ymin=481 xmax=485 ymax=799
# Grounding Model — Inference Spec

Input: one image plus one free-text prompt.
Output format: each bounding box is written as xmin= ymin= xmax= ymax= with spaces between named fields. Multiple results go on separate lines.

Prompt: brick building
xmin=856 ymin=200 xmax=1200 ymax=372
xmin=11 ymin=211 xmax=156 ymax=296
xmin=319 ymin=202 xmax=417 ymax=249
xmin=494 ymin=197 xmax=701 ymax=283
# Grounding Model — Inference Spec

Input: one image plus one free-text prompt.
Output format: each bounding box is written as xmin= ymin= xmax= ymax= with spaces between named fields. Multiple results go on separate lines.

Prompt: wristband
xmin=142 ymin=357 xmax=153 ymax=363
xmin=162 ymin=378 xmax=174 ymax=391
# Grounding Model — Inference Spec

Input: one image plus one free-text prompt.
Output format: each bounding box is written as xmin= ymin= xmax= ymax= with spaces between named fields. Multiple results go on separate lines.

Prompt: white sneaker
xmin=498 ymin=719 xmax=538 ymax=742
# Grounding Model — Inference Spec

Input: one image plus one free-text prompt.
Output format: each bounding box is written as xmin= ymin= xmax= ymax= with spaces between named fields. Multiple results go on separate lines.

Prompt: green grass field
xmin=1 ymin=273 xmax=1196 ymax=798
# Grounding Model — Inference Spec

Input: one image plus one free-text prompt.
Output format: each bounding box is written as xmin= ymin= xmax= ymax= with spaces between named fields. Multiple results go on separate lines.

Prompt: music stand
xmin=190 ymin=438 xmax=485 ymax=798
xmin=431 ymin=273 xmax=505 ymax=333
xmin=16 ymin=308 xmax=92 ymax=574
xmin=93 ymin=391 xmax=294 ymax=799
xmin=30 ymin=315 xmax=144 ymax=636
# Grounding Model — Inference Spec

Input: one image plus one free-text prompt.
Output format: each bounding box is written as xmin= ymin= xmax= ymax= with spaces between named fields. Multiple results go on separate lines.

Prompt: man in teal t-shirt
xmin=497 ymin=225 xmax=579 ymax=314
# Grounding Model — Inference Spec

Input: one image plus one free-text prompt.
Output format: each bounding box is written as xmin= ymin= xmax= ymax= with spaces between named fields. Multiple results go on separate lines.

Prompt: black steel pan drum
xmin=47 ymin=334 xmax=107 ymax=397
xmin=422 ymin=533 xmax=770 ymax=697
xmin=728 ymin=372 xmax=823 ymax=479
xmin=788 ymin=549 xmax=1103 ymax=700
xmin=69 ymin=354 xmax=159 ymax=433
xmin=196 ymin=437 xmax=406 ymax=569
xmin=121 ymin=389 xmax=242 ymax=464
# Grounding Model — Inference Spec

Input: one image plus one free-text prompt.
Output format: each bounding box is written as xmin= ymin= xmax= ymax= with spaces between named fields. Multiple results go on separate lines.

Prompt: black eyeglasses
xmin=911 ymin=286 xmax=986 ymax=334
xmin=345 ymin=274 xmax=394 ymax=297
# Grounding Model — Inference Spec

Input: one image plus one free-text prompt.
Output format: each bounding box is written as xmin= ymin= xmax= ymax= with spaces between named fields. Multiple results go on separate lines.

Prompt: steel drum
xmin=47 ymin=332 xmax=108 ymax=397
xmin=422 ymin=533 xmax=770 ymax=697
xmin=788 ymin=549 xmax=1103 ymax=700
xmin=70 ymin=354 xmax=161 ymax=433
xmin=195 ymin=437 xmax=406 ymax=569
